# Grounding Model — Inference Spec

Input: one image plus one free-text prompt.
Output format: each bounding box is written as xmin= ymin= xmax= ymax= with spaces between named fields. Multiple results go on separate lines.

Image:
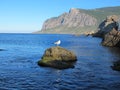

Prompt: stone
xmin=101 ymin=28 xmax=120 ymax=47
xmin=38 ymin=46 xmax=77 ymax=69
xmin=0 ymin=49 xmax=5 ymax=51
xmin=93 ymin=15 xmax=120 ymax=38
xmin=84 ymin=31 xmax=95 ymax=36
xmin=111 ymin=60 xmax=120 ymax=71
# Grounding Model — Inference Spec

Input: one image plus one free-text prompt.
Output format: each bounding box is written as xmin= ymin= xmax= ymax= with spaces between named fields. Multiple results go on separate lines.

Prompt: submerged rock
xmin=111 ymin=60 xmax=120 ymax=71
xmin=0 ymin=49 xmax=5 ymax=51
xmin=38 ymin=46 xmax=77 ymax=69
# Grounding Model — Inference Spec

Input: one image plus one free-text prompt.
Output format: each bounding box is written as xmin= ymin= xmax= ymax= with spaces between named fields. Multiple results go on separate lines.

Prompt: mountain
xmin=36 ymin=6 xmax=120 ymax=34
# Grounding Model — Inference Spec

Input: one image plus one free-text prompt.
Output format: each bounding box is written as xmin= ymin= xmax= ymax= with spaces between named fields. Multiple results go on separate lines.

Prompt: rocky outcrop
xmin=93 ymin=15 xmax=120 ymax=47
xmin=93 ymin=15 xmax=120 ymax=38
xmin=84 ymin=31 xmax=95 ymax=36
xmin=38 ymin=46 xmax=77 ymax=69
xmin=101 ymin=28 xmax=120 ymax=46
xmin=41 ymin=8 xmax=97 ymax=31
xmin=93 ymin=15 xmax=120 ymax=71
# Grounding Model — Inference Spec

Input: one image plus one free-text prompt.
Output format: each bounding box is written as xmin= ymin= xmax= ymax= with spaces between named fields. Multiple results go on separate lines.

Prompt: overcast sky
xmin=0 ymin=0 xmax=120 ymax=33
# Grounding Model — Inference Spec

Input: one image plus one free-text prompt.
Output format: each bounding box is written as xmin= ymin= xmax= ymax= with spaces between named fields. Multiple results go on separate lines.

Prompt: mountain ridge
xmin=36 ymin=6 xmax=120 ymax=34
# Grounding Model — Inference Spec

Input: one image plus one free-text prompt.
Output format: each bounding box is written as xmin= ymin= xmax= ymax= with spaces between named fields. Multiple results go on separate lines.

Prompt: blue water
xmin=0 ymin=34 xmax=120 ymax=90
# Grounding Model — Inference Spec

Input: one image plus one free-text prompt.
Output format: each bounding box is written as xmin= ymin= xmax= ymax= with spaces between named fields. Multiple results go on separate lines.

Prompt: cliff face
xmin=41 ymin=8 xmax=97 ymax=31
xmin=35 ymin=6 xmax=120 ymax=34
xmin=93 ymin=15 xmax=120 ymax=38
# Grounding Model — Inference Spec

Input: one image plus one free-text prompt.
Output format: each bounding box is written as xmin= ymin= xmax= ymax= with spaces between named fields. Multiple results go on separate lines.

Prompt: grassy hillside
xmin=80 ymin=6 xmax=120 ymax=24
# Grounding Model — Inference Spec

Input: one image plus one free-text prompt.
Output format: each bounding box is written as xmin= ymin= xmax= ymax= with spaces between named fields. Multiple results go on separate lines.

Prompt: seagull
xmin=54 ymin=40 xmax=61 ymax=46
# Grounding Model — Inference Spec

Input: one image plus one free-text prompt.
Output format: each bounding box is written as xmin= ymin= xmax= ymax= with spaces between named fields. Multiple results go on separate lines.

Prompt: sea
xmin=0 ymin=33 xmax=120 ymax=90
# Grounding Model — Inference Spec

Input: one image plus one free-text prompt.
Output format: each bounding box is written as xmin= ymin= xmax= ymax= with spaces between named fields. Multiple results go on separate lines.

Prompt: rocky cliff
xmin=36 ymin=6 xmax=120 ymax=34
xmin=93 ymin=15 xmax=120 ymax=47
xmin=93 ymin=15 xmax=120 ymax=71
xmin=93 ymin=15 xmax=120 ymax=38
xmin=41 ymin=8 xmax=97 ymax=31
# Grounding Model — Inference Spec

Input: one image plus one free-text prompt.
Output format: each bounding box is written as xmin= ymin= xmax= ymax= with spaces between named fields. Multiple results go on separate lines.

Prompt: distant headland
xmin=34 ymin=6 xmax=120 ymax=34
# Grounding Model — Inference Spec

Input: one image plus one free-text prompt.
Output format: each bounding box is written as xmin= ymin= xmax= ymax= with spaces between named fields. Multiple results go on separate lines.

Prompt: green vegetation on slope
xmin=79 ymin=6 xmax=120 ymax=24
xmin=38 ymin=26 xmax=97 ymax=34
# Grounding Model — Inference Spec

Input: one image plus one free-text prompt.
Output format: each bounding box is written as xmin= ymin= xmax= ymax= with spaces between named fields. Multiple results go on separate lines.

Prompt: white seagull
xmin=54 ymin=40 xmax=61 ymax=46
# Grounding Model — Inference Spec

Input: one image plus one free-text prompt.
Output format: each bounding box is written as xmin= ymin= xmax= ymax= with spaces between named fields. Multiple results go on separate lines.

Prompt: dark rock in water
xmin=93 ymin=15 xmax=120 ymax=38
xmin=38 ymin=46 xmax=77 ymax=69
xmin=94 ymin=15 xmax=120 ymax=71
xmin=102 ymin=28 xmax=120 ymax=47
xmin=0 ymin=49 xmax=4 ymax=51
xmin=93 ymin=15 xmax=120 ymax=47
xmin=111 ymin=60 xmax=120 ymax=71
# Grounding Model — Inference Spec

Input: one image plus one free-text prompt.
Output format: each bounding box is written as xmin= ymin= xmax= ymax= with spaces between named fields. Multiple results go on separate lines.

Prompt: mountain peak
xmin=69 ymin=8 xmax=80 ymax=14
xmin=41 ymin=8 xmax=97 ymax=31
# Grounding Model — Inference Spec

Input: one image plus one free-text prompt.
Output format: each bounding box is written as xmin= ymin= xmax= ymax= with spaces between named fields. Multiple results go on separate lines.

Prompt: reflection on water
xmin=0 ymin=34 xmax=120 ymax=90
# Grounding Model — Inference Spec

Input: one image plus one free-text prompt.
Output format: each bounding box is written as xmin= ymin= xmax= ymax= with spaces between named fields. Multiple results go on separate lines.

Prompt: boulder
xmin=38 ymin=46 xmax=77 ymax=69
xmin=84 ymin=31 xmax=95 ymax=36
xmin=102 ymin=28 xmax=120 ymax=47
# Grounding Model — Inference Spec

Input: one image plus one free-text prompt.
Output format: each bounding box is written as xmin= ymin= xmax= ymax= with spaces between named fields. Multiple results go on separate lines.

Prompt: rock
xmin=93 ymin=15 xmax=120 ymax=38
xmin=38 ymin=46 xmax=77 ymax=69
xmin=84 ymin=31 xmax=95 ymax=36
xmin=111 ymin=60 xmax=120 ymax=71
xmin=101 ymin=28 xmax=120 ymax=47
xmin=93 ymin=15 xmax=120 ymax=47
xmin=0 ymin=49 xmax=5 ymax=51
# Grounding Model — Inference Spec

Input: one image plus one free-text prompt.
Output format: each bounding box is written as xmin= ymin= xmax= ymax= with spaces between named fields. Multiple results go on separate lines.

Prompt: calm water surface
xmin=0 ymin=34 xmax=120 ymax=90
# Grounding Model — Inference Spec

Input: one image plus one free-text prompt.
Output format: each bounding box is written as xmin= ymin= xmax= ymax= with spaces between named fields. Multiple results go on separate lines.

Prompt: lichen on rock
xmin=38 ymin=46 xmax=77 ymax=69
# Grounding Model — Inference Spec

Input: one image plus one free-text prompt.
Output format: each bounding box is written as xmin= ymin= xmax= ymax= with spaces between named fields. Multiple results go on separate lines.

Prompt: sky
xmin=0 ymin=0 xmax=120 ymax=33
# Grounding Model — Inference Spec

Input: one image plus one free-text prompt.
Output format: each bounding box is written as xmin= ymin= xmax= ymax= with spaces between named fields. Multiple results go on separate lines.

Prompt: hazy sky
xmin=0 ymin=0 xmax=120 ymax=33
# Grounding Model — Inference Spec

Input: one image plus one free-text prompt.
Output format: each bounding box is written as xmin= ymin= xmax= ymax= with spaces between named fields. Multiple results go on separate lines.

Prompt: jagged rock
xmin=84 ymin=31 xmax=95 ymax=36
xmin=94 ymin=15 xmax=120 ymax=71
xmin=93 ymin=15 xmax=120 ymax=47
xmin=93 ymin=15 xmax=120 ymax=38
xmin=41 ymin=8 xmax=97 ymax=31
xmin=38 ymin=46 xmax=77 ymax=69
xmin=101 ymin=28 xmax=120 ymax=46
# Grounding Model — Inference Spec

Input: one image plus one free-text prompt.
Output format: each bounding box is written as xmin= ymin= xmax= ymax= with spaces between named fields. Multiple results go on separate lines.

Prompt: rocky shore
xmin=93 ymin=15 xmax=120 ymax=47
xmin=93 ymin=15 xmax=120 ymax=71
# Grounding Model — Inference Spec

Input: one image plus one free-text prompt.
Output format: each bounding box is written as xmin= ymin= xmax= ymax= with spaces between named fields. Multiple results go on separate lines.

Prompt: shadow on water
xmin=108 ymin=47 xmax=120 ymax=56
